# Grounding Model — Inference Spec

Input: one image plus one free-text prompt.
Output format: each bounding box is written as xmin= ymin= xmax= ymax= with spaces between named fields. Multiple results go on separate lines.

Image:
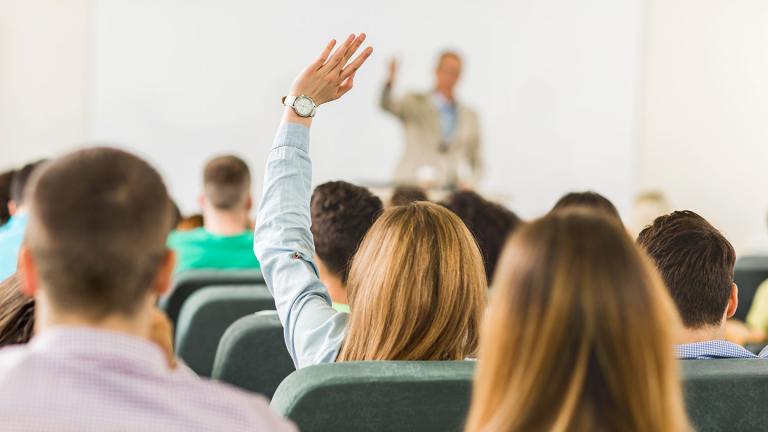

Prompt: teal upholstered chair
xmin=212 ymin=311 xmax=295 ymax=399
xmin=160 ymin=269 xmax=265 ymax=326
xmin=175 ymin=285 xmax=274 ymax=376
xmin=682 ymin=359 xmax=768 ymax=432
xmin=270 ymin=361 xmax=476 ymax=432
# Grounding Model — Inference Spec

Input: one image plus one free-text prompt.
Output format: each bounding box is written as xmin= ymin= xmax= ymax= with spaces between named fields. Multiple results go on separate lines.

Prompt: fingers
xmin=319 ymin=33 xmax=355 ymax=74
xmin=340 ymin=46 xmax=374 ymax=80
xmin=339 ymin=33 xmax=367 ymax=70
xmin=311 ymin=39 xmax=337 ymax=69
xmin=338 ymin=72 xmax=356 ymax=96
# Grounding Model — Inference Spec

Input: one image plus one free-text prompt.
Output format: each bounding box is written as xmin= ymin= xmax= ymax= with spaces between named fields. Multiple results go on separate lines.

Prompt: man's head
xmin=435 ymin=51 xmax=462 ymax=97
xmin=19 ymin=148 xmax=175 ymax=323
xmin=442 ymin=191 xmax=523 ymax=281
xmin=9 ymin=160 xmax=47 ymax=215
xmin=637 ymin=211 xmax=737 ymax=329
xmin=201 ymin=155 xmax=252 ymax=212
xmin=551 ymin=191 xmax=622 ymax=224
xmin=389 ymin=186 xmax=428 ymax=207
xmin=310 ymin=181 xmax=383 ymax=286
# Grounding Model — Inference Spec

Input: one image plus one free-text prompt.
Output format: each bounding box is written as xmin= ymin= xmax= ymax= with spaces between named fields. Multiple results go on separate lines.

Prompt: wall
xmin=0 ymin=0 xmax=89 ymax=169
xmin=88 ymin=0 xmax=641 ymax=217
xmin=640 ymin=0 xmax=768 ymax=253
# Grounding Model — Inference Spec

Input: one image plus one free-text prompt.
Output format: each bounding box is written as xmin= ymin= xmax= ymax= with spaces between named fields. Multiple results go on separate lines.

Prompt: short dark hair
xmin=10 ymin=160 xmax=47 ymax=206
xmin=311 ymin=181 xmax=383 ymax=284
xmin=442 ymin=191 xmax=522 ymax=280
xmin=0 ymin=273 xmax=34 ymax=347
xmin=203 ymin=155 xmax=251 ymax=210
xmin=551 ymin=191 xmax=622 ymax=223
xmin=637 ymin=210 xmax=736 ymax=328
xmin=25 ymin=148 xmax=174 ymax=320
xmin=390 ymin=186 xmax=428 ymax=207
xmin=0 ymin=170 xmax=15 ymax=225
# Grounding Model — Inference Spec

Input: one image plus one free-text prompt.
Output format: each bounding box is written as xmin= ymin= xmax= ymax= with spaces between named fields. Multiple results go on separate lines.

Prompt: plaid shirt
xmin=676 ymin=339 xmax=768 ymax=360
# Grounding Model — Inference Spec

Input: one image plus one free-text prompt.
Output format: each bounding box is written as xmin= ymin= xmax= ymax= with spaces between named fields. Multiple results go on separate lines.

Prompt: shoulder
xmin=168 ymin=228 xmax=207 ymax=245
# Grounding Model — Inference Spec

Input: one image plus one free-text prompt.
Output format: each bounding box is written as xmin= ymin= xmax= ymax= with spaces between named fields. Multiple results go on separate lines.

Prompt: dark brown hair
xmin=25 ymin=147 xmax=174 ymax=320
xmin=0 ymin=170 xmax=15 ymax=225
xmin=10 ymin=160 xmax=47 ymax=207
xmin=203 ymin=155 xmax=251 ymax=210
xmin=551 ymin=191 xmax=622 ymax=223
xmin=390 ymin=186 xmax=428 ymax=207
xmin=310 ymin=181 xmax=383 ymax=284
xmin=0 ymin=273 xmax=34 ymax=347
xmin=637 ymin=210 xmax=736 ymax=328
xmin=442 ymin=191 xmax=522 ymax=280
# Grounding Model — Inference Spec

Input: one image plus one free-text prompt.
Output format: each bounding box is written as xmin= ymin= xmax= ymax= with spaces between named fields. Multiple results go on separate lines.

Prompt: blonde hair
xmin=337 ymin=202 xmax=486 ymax=361
xmin=465 ymin=210 xmax=690 ymax=432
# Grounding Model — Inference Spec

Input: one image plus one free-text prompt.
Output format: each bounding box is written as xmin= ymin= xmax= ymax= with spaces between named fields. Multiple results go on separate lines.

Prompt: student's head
xmin=0 ymin=273 xmax=34 ymax=347
xmin=435 ymin=51 xmax=462 ymax=96
xmin=0 ymin=170 xmax=14 ymax=225
xmin=310 ymin=181 xmax=383 ymax=289
xmin=9 ymin=160 xmax=47 ymax=215
xmin=18 ymin=148 xmax=175 ymax=326
xmin=201 ymin=155 xmax=252 ymax=213
xmin=338 ymin=202 xmax=486 ymax=361
xmin=551 ymin=191 xmax=622 ymax=223
xmin=466 ymin=210 xmax=689 ymax=431
xmin=389 ymin=186 xmax=428 ymax=207
xmin=637 ymin=210 xmax=737 ymax=330
xmin=442 ymin=191 xmax=522 ymax=281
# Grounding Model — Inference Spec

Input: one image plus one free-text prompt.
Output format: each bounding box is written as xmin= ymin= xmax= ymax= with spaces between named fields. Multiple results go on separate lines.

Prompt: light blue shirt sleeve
xmin=253 ymin=122 xmax=348 ymax=369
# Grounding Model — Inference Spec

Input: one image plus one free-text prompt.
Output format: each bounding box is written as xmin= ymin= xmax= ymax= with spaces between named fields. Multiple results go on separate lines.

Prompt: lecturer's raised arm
xmin=254 ymin=33 xmax=373 ymax=368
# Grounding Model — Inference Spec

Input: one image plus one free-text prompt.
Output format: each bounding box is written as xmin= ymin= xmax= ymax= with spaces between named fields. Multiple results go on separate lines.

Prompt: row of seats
xmin=165 ymin=268 xmax=768 ymax=432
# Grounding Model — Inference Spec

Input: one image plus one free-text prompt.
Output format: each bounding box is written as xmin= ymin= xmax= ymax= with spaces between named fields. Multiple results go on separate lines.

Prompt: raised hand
xmin=387 ymin=57 xmax=398 ymax=85
xmin=288 ymin=33 xmax=374 ymax=106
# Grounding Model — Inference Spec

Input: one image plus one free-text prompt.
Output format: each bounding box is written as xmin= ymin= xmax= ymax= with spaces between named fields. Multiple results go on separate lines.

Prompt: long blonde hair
xmin=465 ymin=210 xmax=690 ymax=432
xmin=337 ymin=202 xmax=486 ymax=361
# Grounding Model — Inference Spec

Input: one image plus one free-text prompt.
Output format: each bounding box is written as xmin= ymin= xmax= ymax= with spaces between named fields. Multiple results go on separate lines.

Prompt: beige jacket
xmin=380 ymin=85 xmax=482 ymax=187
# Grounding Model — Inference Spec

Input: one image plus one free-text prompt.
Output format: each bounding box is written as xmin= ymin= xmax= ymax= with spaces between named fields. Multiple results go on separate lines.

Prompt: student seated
xmin=551 ymin=190 xmax=622 ymax=223
xmin=637 ymin=210 xmax=766 ymax=358
xmin=0 ymin=147 xmax=295 ymax=431
xmin=465 ymin=209 xmax=690 ymax=431
xmin=0 ymin=161 xmax=47 ymax=280
xmin=168 ymin=155 xmax=260 ymax=273
xmin=442 ymin=190 xmax=522 ymax=281
xmin=255 ymin=34 xmax=486 ymax=367
xmin=0 ymin=273 xmax=34 ymax=347
xmin=389 ymin=185 xmax=428 ymax=207
xmin=310 ymin=181 xmax=383 ymax=313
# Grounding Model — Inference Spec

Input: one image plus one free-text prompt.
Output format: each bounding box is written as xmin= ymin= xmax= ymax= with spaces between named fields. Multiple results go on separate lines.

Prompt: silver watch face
xmin=294 ymin=96 xmax=315 ymax=117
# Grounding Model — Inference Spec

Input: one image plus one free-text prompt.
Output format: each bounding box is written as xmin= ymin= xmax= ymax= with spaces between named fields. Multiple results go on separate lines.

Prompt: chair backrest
xmin=211 ymin=311 xmax=295 ymax=399
xmin=681 ymin=359 xmax=768 ymax=432
xmin=160 ymin=269 xmax=265 ymax=326
xmin=270 ymin=361 xmax=476 ymax=432
xmin=175 ymin=285 xmax=275 ymax=377
xmin=734 ymin=256 xmax=768 ymax=320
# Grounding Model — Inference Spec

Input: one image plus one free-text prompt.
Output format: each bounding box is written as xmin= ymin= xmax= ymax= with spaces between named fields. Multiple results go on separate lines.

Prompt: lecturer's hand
xmin=386 ymin=57 xmax=398 ymax=86
xmin=288 ymin=33 xmax=373 ymax=106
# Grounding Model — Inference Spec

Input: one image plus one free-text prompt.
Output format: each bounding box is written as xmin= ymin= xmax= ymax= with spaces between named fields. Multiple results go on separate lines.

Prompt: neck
xmin=35 ymin=294 xmax=152 ymax=340
xmin=316 ymin=259 xmax=347 ymax=305
xmin=202 ymin=208 xmax=249 ymax=236
xmin=678 ymin=323 xmax=726 ymax=344
xmin=436 ymin=87 xmax=455 ymax=102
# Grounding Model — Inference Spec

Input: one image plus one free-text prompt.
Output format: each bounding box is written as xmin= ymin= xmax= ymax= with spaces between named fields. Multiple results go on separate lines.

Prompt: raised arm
xmin=254 ymin=34 xmax=373 ymax=368
xmin=379 ymin=57 xmax=405 ymax=119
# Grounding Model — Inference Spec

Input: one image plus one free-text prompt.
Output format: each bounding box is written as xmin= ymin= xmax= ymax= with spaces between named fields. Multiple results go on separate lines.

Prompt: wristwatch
xmin=282 ymin=95 xmax=317 ymax=118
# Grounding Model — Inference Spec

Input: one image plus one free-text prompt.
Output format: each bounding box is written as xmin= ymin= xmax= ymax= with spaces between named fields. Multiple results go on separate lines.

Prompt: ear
xmin=17 ymin=246 xmax=38 ymax=298
xmin=245 ymin=195 xmax=253 ymax=211
xmin=726 ymin=282 xmax=739 ymax=319
xmin=7 ymin=201 xmax=17 ymax=216
xmin=152 ymin=250 xmax=176 ymax=297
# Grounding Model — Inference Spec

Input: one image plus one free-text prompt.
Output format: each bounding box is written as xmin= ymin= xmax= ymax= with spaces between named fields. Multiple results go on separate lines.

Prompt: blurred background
xmin=1 ymin=0 xmax=767 ymax=253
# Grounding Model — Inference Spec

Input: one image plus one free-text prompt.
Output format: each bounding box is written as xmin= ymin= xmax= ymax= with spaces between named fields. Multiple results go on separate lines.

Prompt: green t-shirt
xmin=168 ymin=228 xmax=260 ymax=273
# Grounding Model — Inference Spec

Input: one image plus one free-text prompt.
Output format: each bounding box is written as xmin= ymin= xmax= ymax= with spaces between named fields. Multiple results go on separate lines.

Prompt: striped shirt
xmin=676 ymin=339 xmax=768 ymax=360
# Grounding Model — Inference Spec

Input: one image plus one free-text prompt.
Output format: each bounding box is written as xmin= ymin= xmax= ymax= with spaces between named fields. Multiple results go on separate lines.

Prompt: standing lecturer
xmin=380 ymin=51 xmax=482 ymax=188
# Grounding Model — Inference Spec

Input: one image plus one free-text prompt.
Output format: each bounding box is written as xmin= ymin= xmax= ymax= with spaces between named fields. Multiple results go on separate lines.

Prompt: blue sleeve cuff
xmin=272 ymin=122 xmax=310 ymax=153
